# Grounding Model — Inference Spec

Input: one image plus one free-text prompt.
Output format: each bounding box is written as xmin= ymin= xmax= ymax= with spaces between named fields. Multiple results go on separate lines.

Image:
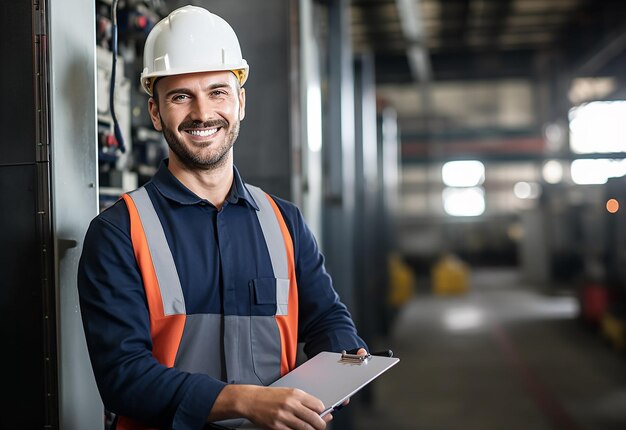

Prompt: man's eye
xmin=172 ymin=94 xmax=189 ymax=102
xmin=211 ymin=90 xmax=227 ymax=97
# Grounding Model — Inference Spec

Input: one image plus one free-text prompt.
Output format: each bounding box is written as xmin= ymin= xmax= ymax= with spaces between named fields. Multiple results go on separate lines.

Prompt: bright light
xmin=542 ymin=160 xmax=563 ymax=184
xmin=307 ymin=84 xmax=322 ymax=152
xmin=513 ymin=181 xmax=541 ymax=199
xmin=442 ymin=187 xmax=485 ymax=216
xmin=444 ymin=307 xmax=484 ymax=331
xmin=569 ymin=101 xmax=626 ymax=154
xmin=607 ymin=199 xmax=619 ymax=214
xmin=570 ymin=159 xmax=626 ymax=185
xmin=442 ymin=160 xmax=485 ymax=187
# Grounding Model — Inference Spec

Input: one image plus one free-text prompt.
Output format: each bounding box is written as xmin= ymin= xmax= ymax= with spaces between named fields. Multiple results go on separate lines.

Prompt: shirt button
xmin=200 ymin=202 xmax=206 ymax=206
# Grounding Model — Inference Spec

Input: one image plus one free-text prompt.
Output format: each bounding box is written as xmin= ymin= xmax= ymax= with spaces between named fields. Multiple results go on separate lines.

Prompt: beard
xmin=161 ymin=115 xmax=240 ymax=171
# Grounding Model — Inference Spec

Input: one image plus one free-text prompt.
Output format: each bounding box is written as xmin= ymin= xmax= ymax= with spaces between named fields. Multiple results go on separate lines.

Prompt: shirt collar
xmin=151 ymin=159 xmax=259 ymax=210
xmin=230 ymin=166 xmax=259 ymax=210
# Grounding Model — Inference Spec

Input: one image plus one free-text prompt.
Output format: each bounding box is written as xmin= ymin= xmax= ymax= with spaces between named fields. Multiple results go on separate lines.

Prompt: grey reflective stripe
xmin=223 ymin=315 xmax=241 ymax=384
xmin=246 ymin=185 xmax=290 ymax=316
xmin=224 ymin=315 xmax=281 ymax=385
xmin=175 ymin=314 xmax=223 ymax=379
xmin=276 ymin=279 xmax=290 ymax=315
xmin=250 ymin=315 xmax=282 ymax=384
xmin=127 ymin=187 xmax=186 ymax=315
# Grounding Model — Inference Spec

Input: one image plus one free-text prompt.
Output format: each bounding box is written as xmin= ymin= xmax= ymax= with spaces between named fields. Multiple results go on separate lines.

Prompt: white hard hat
xmin=141 ymin=5 xmax=249 ymax=96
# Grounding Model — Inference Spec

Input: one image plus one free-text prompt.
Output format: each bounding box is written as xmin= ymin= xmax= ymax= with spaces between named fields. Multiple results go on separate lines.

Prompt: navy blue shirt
xmin=78 ymin=161 xmax=366 ymax=429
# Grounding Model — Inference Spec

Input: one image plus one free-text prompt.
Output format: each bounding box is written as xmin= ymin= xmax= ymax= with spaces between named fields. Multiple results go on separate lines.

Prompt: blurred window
xmin=442 ymin=187 xmax=485 ymax=217
xmin=569 ymin=101 xmax=626 ymax=154
xmin=441 ymin=160 xmax=485 ymax=187
xmin=571 ymin=159 xmax=626 ymax=185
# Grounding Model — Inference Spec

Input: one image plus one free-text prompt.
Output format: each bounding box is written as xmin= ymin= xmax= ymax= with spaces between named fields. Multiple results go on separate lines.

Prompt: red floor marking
xmin=491 ymin=324 xmax=583 ymax=430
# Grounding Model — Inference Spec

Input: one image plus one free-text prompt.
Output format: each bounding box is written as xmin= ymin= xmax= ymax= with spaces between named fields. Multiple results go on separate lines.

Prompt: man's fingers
xmin=242 ymin=386 xmax=332 ymax=429
xmin=293 ymin=405 xmax=327 ymax=430
xmin=297 ymin=390 xmax=326 ymax=414
xmin=295 ymin=391 xmax=327 ymax=429
xmin=278 ymin=388 xmax=326 ymax=430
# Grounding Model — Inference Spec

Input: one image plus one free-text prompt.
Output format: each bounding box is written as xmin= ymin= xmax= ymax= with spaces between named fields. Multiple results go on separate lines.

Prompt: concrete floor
xmin=349 ymin=268 xmax=626 ymax=430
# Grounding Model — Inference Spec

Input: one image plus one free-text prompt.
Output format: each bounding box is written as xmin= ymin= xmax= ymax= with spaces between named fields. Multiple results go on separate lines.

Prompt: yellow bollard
xmin=388 ymin=253 xmax=416 ymax=307
xmin=431 ymin=253 xmax=469 ymax=296
xmin=600 ymin=312 xmax=626 ymax=351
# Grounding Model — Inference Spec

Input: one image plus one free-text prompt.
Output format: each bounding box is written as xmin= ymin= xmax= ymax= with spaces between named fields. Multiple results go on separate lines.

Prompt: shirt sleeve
xmin=77 ymin=205 xmax=225 ymax=429
xmin=278 ymin=203 xmax=368 ymax=357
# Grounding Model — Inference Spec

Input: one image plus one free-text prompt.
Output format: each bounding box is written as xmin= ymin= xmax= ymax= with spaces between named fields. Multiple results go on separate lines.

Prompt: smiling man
xmin=153 ymin=74 xmax=242 ymax=175
xmin=149 ymin=71 xmax=245 ymax=209
xmin=78 ymin=5 xmax=366 ymax=430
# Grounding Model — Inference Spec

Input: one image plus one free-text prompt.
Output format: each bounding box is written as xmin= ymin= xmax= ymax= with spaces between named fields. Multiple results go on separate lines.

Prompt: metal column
xmin=323 ymin=3 xmax=357 ymax=428
xmin=49 ymin=0 xmax=103 ymax=427
xmin=375 ymin=107 xmax=400 ymax=336
xmin=300 ymin=0 xmax=324 ymax=241
xmin=323 ymin=0 xmax=356 ymax=311
xmin=353 ymin=53 xmax=379 ymax=339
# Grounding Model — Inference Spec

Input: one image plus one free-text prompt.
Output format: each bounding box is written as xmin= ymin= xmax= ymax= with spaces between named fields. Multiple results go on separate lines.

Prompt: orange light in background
xmin=606 ymin=198 xmax=619 ymax=213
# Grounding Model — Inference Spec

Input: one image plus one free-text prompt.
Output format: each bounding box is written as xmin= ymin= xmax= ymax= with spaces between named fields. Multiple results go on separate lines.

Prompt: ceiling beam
xmin=396 ymin=0 xmax=432 ymax=82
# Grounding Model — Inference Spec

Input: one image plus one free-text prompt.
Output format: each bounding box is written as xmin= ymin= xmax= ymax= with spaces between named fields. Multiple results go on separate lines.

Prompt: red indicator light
xmin=136 ymin=16 xmax=148 ymax=29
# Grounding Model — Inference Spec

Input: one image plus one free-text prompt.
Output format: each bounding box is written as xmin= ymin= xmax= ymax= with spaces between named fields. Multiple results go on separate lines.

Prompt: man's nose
xmin=189 ymin=96 xmax=214 ymax=122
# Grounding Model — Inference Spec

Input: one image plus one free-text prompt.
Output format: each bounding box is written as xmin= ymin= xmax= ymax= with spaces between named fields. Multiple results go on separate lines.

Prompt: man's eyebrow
xmin=164 ymin=83 xmax=232 ymax=98
xmin=164 ymin=88 xmax=192 ymax=98
xmin=203 ymin=82 xmax=231 ymax=91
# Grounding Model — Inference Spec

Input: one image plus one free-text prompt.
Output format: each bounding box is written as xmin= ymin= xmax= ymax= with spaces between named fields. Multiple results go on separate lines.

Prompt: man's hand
xmin=208 ymin=349 xmax=368 ymax=428
xmin=356 ymin=348 xmax=368 ymax=356
xmin=209 ymin=384 xmax=332 ymax=430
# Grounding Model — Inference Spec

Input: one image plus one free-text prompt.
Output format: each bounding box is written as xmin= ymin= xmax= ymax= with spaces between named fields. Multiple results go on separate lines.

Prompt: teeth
xmin=188 ymin=128 xmax=218 ymax=137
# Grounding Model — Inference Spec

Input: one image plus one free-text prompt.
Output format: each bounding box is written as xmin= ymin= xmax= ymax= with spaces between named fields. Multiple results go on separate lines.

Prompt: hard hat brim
xmin=141 ymin=64 xmax=249 ymax=96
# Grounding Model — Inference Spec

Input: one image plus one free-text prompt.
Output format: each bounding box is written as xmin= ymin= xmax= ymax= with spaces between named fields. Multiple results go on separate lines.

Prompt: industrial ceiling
xmin=351 ymin=0 xmax=626 ymax=83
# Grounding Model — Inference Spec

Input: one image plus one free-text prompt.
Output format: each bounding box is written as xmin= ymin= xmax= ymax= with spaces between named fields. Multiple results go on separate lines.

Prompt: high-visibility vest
xmin=116 ymin=185 xmax=299 ymax=430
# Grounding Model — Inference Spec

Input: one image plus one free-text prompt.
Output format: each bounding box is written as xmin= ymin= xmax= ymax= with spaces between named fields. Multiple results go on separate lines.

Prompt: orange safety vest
xmin=116 ymin=185 xmax=299 ymax=430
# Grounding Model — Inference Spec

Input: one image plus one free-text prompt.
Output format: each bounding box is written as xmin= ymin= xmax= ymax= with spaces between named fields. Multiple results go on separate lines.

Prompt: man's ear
xmin=238 ymin=87 xmax=246 ymax=121
xmin=148 ymin=97 xmax=163 ymax=131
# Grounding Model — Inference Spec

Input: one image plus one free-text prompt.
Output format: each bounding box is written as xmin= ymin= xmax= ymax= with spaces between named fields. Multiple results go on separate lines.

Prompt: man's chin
xmin=181 ymin=132 xmax=223 ymax=147
xmin=173 ymin=149 xmax=232 ymax=171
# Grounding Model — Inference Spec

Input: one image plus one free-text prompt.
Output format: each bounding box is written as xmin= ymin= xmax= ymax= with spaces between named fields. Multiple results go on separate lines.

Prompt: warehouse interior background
xmin=3 ymin=0 xmax=626 ymax=428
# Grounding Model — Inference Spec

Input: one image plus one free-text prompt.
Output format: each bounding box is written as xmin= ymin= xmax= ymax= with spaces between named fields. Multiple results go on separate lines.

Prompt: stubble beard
xmin=161 ymin=116 xmax=240 ymax=171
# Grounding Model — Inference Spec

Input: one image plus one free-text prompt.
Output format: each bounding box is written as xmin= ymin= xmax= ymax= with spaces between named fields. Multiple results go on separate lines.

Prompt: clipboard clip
xmin=340 ymin=350 xmax=371 ymax=364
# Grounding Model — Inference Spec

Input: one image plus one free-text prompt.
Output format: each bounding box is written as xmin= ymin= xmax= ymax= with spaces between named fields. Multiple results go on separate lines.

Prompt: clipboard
xmin=270 ymin=350 xmax=399 ymax=417
xmin=212 ymin=351 xmax=399 ymax=429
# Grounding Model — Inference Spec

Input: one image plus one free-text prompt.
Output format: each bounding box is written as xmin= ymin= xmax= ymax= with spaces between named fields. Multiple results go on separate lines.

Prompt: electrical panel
xmin=96 ymin=0 xmax=167 ymax=211
xmin=97 ymin=45 xmax=135 ymax=202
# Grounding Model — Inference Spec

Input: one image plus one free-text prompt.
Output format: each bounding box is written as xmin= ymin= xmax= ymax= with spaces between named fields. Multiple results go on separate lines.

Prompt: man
xmin=78 ymin=5 xmax=367 ymax=430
